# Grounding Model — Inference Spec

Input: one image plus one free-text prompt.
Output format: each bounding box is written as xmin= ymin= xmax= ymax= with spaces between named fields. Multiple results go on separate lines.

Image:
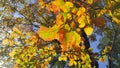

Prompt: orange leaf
xmin=52 ymin=4 xmax=60 ymax=14
xmin=59 ymin=29 xmax=65 ymax=43
xmin=71 ymin=22 xmax=76 ymax=29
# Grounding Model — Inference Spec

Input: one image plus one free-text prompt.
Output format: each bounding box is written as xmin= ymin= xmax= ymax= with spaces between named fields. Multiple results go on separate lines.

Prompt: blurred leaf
xmin=84 ymin=26 xmax=93 ymax=35
xmin=38 ymin=25 xmax=59 ymax=41
xmin=2 ymin=39 xmax=9 ymax=45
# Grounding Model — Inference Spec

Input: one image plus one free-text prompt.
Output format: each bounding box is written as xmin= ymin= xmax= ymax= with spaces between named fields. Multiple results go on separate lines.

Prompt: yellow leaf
xmin=16 ymin=59 xmax=21 ymax=64
xmin=2 ymin=39 xmax=9 ymax=45
xmin=72 ymin=7 xmax=78 ymax=14
xmin=13 ymin=27 xmax=21 ymax=34
xmin=78 ymin=61 xmax=81 ymax=68
xmin=64 ymin=24 xmax=70 ymax=31
xmin=61 ymin=2 xmax=73 ymax=12
xmin=103 ymin=45 xmax=112 ymax=53
xmin=81 ymin=45 xmax=85 ymax=50
xmin=67 ymin=13 xmax=72 ymax=19
xmin=87 ymin=0 xmax=93 ymax=5
xmin=78 ymin=16 xmax=86 ymax=28
xmin=84 ymin=26 xmax=93 ymax=35
xmin=88 ymin=48 xmax=93 ymax=51
xmin=38 ymin=25 xmax=59 ymax=41
xmin=77 ymin=7 xmax=86 ymax=16
xmin=65 ymin=31 xmax=81 ymax=48
xmin=9 ymin=32 xmax=19 ymax=39
xmin=38 ymin=0 xmax=45 ymax=8
xmin=65 ymin=2 xmax=73 ymax=8
xmin=9 ymin=50 xmax=16 ymax=57
xmin=9 ymin=40 xmax=15 ymax=46
xmin=69 ymin=59 xmax=77 ymax=66
xmin=58 ymin=55 xmax=67 ymax=61
xmin=13 ymin=65 xmax=19 ymax=68
xmin=112 ymin=16 xmax=120 ymax=24
xmin=99 ymin=57 xmax=106 ymax=62
xmin=81 ymin=55 xmax=85 ymax=61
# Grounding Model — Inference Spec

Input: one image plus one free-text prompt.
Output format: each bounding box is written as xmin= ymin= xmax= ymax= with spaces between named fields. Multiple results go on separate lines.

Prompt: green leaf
xmin=64 ymin=24 xmax=70 ymax=31
xmin=38 ymin=25 xmax=59 ymax=41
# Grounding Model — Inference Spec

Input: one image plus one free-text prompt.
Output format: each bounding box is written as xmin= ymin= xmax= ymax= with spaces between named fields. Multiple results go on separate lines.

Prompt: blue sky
xmin=91 ymin=35 xmax=108 ymax=68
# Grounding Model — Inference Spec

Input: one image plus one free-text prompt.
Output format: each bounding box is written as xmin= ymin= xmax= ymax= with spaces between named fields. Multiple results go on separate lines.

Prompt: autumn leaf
xmin=92 ymin=16 xmax=106 ymax=27
xmin=16 ymin=59 xmax=21 ymax=64
xmin=13 ymin=64 xmax=19 ymax=68
xmin=60 ymin=31 xmax=81 ymax=51
xmin=9 ymin=49 xmax=16 ymax=58
xmin=38 ymin=25 xmax=59 ymax=41
xmin=77 ymin=7 xmax=86 ymax=16
xmin=13 ymin=27 xmax=21 ymax=34
xmin=71 ymin=7 xmax=78 ymax=14
xmin=59 ymin=29 xmax=65 ymax=43
xmin=86 ymin=0 xmax=93 ymax=5
xmin=78 ymin=61 xmax=81 ymax=68
xmin=2 ymin=39 xmax=9 ymax=45
xmin=84 ymin=26 xmax=93 ymax=35
xmin=52 ymin=0 xmax=64 ymax=13
xmin=38 ymin=0 xmax=45 ymax=8
xmin=88 ymin=48 xmax=93 ymax=51
xmin=81 ymin=45 xmax=85 ymax=50
xmin=61 ymin=44 xmax=68 ymax=51
xmin=64 ymin=24 xmax=70 ymax=31
xmin=52 ymin=4 xmax=60 ymax=14
xmin=103 ymin=45 xmax=112 ymax=53
xmin=99 ymin=56 xmax=106 ymax=62
xmin=65 ymin=31 xmax=81 ymax=47
xmin=69 ymin=59 xmax=77 ymax=66
xmin=61 ymin=1 xmax=73 ymax=12
xmin=111 ymin=16 xmax=120 ymax=24
xmin=71 ymin=22 xmax=76 ymax=29
xmin=58 ymin=55 xmax=67 ymax=61
xmin=30 ymin=35 xmax=38 ymax=43
xmin=56 ymin=14 xmax=64 ymax=27
xmin=78 ymin=16 xmax=86 ymax=28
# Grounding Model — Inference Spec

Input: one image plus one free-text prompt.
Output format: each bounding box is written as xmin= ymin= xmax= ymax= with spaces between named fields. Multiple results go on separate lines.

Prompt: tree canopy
xmin=0 ymin=0 xmax=120 ymax=68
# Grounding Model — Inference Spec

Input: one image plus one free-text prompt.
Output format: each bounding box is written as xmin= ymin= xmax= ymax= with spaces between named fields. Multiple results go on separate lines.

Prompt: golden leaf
xmin=13 ymin=64 xmax=19 ymax=68
xmin=99 ymin=56 xmax=106 ymax=62
xmin=9 ymin=50 xmax=16 ymax=57
xmin=2 ymin=39 xmax=9 ymax=45
xmin=77 ymin=7 xmax=86 ymax=16
xmin=87 ymin=0 xmax=93 ymax=5
xmin=78 ymin=16 xmax=86 ymax=28
xmin=69 ymin=59 xmax=77 ymax=66
xmin=65 ymin=31 xmax=81 ymax=48
xmin=58 ymin=55 xmax=67 ymax=61
xmin=81 ymin=45 xmax=85 ymax=50
xmin=13 ymin=27 xmax=21 ymax=34
xmin=84 ymin=26 xmax=93 ymax=35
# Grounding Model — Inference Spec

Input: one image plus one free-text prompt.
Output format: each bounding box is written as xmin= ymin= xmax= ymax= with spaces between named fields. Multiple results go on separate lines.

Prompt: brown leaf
xmin=92 ymin=16 xmax=106 ymax=27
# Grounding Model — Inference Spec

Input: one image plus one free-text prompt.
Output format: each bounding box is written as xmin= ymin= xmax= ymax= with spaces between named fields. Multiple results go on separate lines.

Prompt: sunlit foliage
xmin=1 ymin=0 xmax=120 ymax=68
